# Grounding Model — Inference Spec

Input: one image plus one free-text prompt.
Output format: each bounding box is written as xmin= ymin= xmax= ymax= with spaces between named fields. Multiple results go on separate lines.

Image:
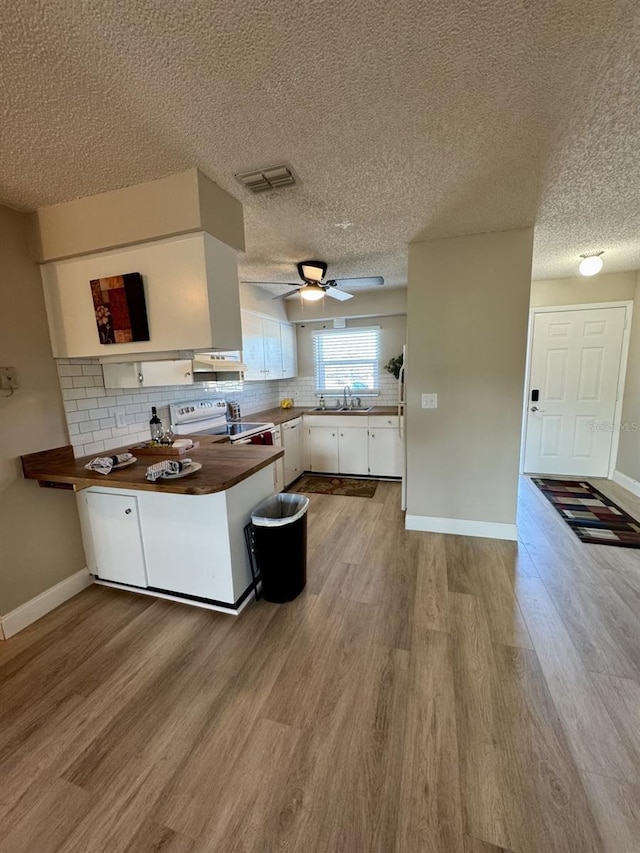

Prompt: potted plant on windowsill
xmin=384 ymin=353 xmax=404 ymax=380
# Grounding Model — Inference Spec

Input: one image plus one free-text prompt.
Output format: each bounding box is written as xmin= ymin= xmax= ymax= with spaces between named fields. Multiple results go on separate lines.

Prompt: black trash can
xmin=251 ymin=493 xmax=310 ymax=603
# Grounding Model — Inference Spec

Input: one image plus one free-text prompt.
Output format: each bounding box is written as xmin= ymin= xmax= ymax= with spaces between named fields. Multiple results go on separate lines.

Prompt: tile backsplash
xmin=57 ymin=360 xmax=400 ymax=458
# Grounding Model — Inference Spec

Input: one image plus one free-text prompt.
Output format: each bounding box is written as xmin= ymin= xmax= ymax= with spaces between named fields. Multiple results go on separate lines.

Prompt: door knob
xmin=530 ymin=406 xmax=545 ymax=412
xmin=125 ymin=508 xmax=132 ymax=514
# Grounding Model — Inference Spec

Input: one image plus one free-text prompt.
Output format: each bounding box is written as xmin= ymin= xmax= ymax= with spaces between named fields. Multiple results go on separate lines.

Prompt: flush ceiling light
xmin=300 ymin=282 xmax=325 ymax=301
xmin=579 ymin=252 xmax=604 ymax=276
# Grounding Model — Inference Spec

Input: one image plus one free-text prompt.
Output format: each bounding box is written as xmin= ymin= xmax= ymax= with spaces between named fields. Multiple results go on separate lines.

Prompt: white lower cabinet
xmin=81 ymin=491 xmax=148 ymax=587
xmin=281 ymin=417 xmax=303 ymax=486
xmin=303 ymin=414 xmax=403 ymax=477
xmin=368 ymin=416 xmax=403 ymax=477
xmin=77 ymin=464 xmax=276 ymax=607
xmin=306 ymin=425 xmax=339 ymax=473
xmin=337 ymin=426 xmax=369 ymax=475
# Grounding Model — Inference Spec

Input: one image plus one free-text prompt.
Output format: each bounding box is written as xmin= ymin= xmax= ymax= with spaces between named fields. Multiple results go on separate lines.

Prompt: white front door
xmin=524 ymin=306 xmax=627 ymax=477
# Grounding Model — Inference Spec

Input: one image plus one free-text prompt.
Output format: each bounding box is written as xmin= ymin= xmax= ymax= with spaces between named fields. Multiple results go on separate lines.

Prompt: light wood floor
xmin=1 ymin=478 xmax=640 ymax=852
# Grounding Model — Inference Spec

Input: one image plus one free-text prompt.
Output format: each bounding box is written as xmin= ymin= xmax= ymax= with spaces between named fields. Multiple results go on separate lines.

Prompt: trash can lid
xmin=251 ymin=493 xmax=310 ymax=527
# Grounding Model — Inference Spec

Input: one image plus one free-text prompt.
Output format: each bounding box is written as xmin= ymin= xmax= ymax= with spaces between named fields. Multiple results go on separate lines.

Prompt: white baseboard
xmin=0 ymin=568 xmax=93 ymax=640
xmin=612 ymin=469 xmax=640 ymax=499
xmin=405 ymin=514 xmax=518 ymax=541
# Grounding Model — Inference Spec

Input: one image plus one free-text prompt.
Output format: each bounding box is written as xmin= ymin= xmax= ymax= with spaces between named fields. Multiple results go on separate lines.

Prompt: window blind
xmin=313 ymin=327 xmax=380 ymax=394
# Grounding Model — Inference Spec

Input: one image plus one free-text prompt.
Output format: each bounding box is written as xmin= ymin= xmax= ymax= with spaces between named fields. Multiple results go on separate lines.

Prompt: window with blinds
xmin=313 ymin=327 xmax=380 ymax=394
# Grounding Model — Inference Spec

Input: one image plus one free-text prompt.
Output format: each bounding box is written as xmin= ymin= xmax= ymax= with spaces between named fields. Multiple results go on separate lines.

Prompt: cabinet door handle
xmin=125 ymin=508 xmax=132 ymax=515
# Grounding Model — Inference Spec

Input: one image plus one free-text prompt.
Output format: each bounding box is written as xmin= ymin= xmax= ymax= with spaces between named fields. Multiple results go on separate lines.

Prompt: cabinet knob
xmin=125 ymin=508 xmax=132 ymax=515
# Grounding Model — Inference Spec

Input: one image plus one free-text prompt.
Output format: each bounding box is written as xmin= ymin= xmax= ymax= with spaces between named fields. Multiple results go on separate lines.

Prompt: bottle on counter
xmin=319 ymin=395 xmax=326 ymax=410
xmin=149 ymin=406 xmax=163 ymax=441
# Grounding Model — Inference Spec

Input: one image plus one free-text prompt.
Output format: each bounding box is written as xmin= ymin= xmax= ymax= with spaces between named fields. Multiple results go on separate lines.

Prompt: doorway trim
xmin=520 ymin=301 xmax=634 ymax=479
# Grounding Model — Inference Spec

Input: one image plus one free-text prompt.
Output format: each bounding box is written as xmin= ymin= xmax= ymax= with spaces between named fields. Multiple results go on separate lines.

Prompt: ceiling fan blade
xmin=333 ymin=276 xmax=384 ymax=287
xmin=272 ymin=287 xmax=304 ymax=300
xmin=325 ymin=288 xmax=354 ymax=301
xmin=242 ymin=281 xmax=300 ymax=287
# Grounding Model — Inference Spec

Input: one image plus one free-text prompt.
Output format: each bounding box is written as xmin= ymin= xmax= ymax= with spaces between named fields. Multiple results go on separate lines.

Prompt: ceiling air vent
xmin=235 ymin=165 xmax=297 ymax=193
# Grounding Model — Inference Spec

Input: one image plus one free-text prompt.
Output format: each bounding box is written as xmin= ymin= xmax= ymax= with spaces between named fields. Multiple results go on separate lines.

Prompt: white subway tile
xmin=82 ymin=364 xmax=103 ymax=376
xmin=60 ymin=377 xmax=74 ymax=389
xmin=72 ymin=376 xmax=96 ymax=388
xmin=84 ymin=441 xmax=105 ymax=455
xmin=80 ymin=422 xmax=95 ymax=434
xmin=63 ymin=388 xmax=87 ymax=400
xmin=67 ymin=410 xmax=91 ymax=424
xmin=67 ymin=423 xmax=80 ymax=435
xmin=100 ymin=417 xmax=116 ymax=429
xmin=92 ymin=428 xmax=113 ymax=441
xmin=58 ymin=365 xmax=83 ymax=377
xmin=64 ymin=400 xmax=78 ymax=413
xmin=77 ymin=398 xmax=98 ymax=411
xmin=89 ymin=409 xmax=104 ymax=421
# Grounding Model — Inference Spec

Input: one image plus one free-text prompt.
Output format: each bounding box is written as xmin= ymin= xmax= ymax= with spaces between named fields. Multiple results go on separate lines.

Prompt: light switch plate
xmin=115 ymin=410 xmax=127 ymax=429
xmin=421 ymin=393 xmax=438 ymax=409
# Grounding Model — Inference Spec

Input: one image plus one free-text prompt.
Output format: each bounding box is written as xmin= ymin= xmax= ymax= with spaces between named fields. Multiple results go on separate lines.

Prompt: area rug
xmin=291 ymin=475 xmax=378 ymax=498
xmin=532 ymin=477 xmax=640 ymax=548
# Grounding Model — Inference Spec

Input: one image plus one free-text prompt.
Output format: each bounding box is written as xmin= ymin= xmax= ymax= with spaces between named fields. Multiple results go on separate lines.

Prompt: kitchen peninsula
xmin=22 ymin=438 xmax=284 ymax=614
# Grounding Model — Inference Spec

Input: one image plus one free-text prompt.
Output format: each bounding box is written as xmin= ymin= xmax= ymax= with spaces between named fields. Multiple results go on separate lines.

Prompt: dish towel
xmin=249 ymin=432 xmax=274 ymax=445
xmin=145 ymin=458 xmax=192 ymax=481
xmin=84 ymin=453 xmax=133 ymax=475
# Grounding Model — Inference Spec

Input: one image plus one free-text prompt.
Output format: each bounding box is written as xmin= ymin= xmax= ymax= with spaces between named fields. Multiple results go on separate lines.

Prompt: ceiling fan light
xmin=299 ymin=261 xmax=326 ymax=283
xmin=579 ymin=253 xmax=604 ymax=276
xmin=301 ymin=283 xmax=325 ymax=302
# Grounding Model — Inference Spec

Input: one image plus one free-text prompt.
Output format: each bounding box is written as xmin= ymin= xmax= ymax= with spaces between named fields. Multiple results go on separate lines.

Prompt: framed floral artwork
xmin=90 ymin=272 xmax=149 ymax=345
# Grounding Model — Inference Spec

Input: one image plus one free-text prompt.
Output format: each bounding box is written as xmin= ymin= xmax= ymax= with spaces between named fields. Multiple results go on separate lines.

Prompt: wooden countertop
xmin=242 ymin=405 xmax=398 ymax=425
xmin=21 ymin=435 xmax=283 ymax=496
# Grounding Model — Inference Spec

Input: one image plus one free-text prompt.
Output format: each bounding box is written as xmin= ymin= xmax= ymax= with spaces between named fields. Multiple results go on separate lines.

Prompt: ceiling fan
xmin=242 ymin=261 xmax=384 ymax=302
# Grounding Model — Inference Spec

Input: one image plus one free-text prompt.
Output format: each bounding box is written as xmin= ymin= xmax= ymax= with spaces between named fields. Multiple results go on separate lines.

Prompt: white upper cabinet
xmin=280 ymin=321 xmax=298 ymax=379
xmin=41 ymin=233 xmax=242 ymax=358
xmin=241 ymin=310 xmax=298 ymax=381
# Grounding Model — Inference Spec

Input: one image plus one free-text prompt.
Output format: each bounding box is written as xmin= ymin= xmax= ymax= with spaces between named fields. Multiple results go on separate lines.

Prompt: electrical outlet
xmin=0 ymin=366 xmax=18 ymax=390
xmin=421 ymin=393 xmax=438 ymax=409
xmin=115 ymin=410 xmax=127 ymax=429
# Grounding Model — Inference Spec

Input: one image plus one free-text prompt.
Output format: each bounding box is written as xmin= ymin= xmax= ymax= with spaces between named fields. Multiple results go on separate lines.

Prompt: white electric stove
xmin=169 ymin=399 xmax=277 ymax=443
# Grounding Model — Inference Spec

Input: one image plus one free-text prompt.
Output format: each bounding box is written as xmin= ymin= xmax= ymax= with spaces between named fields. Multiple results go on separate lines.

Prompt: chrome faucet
xmin=343 ymin=385 xmax=352 ymax=409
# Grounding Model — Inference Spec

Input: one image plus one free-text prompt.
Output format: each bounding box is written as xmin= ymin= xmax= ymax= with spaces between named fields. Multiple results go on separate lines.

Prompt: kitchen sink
xmin=310 ymin=406 xmax=373 ymax=412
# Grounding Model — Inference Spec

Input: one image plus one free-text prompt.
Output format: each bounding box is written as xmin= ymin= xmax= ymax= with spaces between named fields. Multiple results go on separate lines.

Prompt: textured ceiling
xmin=1 ymin=0 xmax=640 ymax=285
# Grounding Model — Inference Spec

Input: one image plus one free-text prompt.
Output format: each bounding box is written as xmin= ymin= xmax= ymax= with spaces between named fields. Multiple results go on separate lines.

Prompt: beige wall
xmin=406 ymin=227 xmax=533 ymax=528
xmin=295 ymin=315 xmax=406 ymax=378
xmin=530 ymin=271 xmax=636 ymax=307
xmin=616 ymin=274 xmax=640 ymax=480
xmin=239 ymin=283 xmax=289 ymax=321
xmin=31 ymin=169 xmax=244 ymax=262
xmin=285 ymin=287 xmax=406 ymax=322
xmin=0 ymin=205 xmax=85 ymax=616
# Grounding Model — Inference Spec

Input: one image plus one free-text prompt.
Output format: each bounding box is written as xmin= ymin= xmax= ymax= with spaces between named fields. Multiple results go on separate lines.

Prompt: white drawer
xmin=368 ymin=415 xmax=400 ymax=428
xmin=304 ymin=415 xmax=369 ymax=428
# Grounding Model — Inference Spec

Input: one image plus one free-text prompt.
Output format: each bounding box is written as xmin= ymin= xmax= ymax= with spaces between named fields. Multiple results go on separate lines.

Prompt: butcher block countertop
xmin=21 ymin=436 xmax=283 ymax=496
